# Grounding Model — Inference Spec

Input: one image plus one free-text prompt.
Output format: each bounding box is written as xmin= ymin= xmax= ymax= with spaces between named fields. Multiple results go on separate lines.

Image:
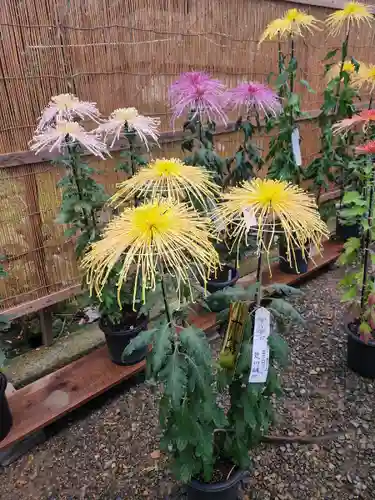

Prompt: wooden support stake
xmin=39 ymin=307 xmax=54 ymax=347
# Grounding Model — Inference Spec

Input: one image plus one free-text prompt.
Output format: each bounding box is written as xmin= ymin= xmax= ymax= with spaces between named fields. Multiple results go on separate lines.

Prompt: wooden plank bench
xmin=0 ymin=239 xmax=342 ymax=453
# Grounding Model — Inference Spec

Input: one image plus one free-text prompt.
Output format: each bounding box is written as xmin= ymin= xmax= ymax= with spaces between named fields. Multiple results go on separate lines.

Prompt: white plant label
xmin=208 ymin=199 xmax=226 ymax=232
xmin=249 ymin=307 xmax=271 ymax=384
xmin=243 ymin=207 xmax=257 ymax=230
xmin=291 ymin=127 xmax=302 ymax=166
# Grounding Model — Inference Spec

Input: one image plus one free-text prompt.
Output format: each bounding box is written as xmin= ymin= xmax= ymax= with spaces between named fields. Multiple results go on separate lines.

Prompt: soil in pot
xmin=0 ymin=372 xmax=13 ymax=442
xmin=188 ymin=461 xmax=244 ymax=500
xmin=206 ymin=265 xmax=239 ymax=293
xmin=347 ymin=321 xmax=375 ymax=379
xmin=279 ymin=237 xmax=308 ymax=275
xmin=99 ymin=305 xmax=148 ymax=366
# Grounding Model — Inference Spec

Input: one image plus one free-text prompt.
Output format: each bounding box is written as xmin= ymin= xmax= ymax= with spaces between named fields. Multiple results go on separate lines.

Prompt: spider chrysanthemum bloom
xmin=326 ymin=2 xmax=373 ymax=37
xmin=82 ymin=200 xmax=220 ymax=306
xmin=168 ymin=71 xmax=227 ymax=124
xmin=96 ymin=107 xmax=160 ymax=150
xmin=332 ymin=110 xmax=375 ymax=135
xmin=352 ymin=63 xmax=375 ymax=92
xmin=36 ymin=93 xmax=101 ymax=131
xmin=30 ymin=120 xmax=109 ymax=158
xmin=213 ymin=179 xmax=329 ymax=267
xmin=259 ymin=8 xmax=321 ymax=43
xmin=326 ymin=60 xmax=356 ymax=81
xmin=356 ymin=140 xmax=375 ymax=154
xmin=225 ymin=82 xmax=281 ymax=118
xmin=110 ymin=158 xmax=220 ymax=209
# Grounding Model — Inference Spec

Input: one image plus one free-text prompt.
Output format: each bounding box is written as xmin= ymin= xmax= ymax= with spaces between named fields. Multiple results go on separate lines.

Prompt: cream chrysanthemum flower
xmin=82 ymin=200 xmax=220 ymax=306
xmin=110 ymin=158 xmax=220 ymax=209
xmin=36 ymin=93 xmax=101 ymax=131
xmin=30 ymin=120 xmax=109 ymax=158
xmin=213 ymin=179 xmax=329 ymax=267
xmin=326 ymin=60 xmax=356 ymax=81
xmin=352 ymin=62 xmax=375 ymax=92
xmin=96 ymin=107 xmax=160 ymax=150
xmin=326 ymin=2 xmax=373 ymax=37
xmin=259 ymin=8 xmax=321 ymax=43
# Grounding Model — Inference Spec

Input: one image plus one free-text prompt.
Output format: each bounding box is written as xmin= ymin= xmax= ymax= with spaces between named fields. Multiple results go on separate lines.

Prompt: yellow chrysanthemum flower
xmin=259 ymin=8 xmax=321 ymax=43
xmin=326 ymin=60 xmax=356 ymax=81
xmin=352 ymin=62 xmax=375 ymax=92
xmin=110 ymin=158 xmax=220 ymax=209
xmin=213 ymin=179 xmax=329 ymax=268
xmin=326 ymin=2 xmax=373 ymax=37
xmin=82 ymin=200 xmax=220 ymax=307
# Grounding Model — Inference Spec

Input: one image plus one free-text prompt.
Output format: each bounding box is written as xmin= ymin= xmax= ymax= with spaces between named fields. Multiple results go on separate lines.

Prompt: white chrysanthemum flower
xmin=36 ymin=93 xmax=101 ymax=131
xmin=30 ymin=120 xmax=109 ymax=159
xmin=96 ymin=107 xmax=160 ymax=150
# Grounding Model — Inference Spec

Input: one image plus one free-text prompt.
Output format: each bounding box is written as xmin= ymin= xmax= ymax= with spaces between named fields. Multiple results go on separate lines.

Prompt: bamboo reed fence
xmin=0 ymin=0 xmax=374 ymax=323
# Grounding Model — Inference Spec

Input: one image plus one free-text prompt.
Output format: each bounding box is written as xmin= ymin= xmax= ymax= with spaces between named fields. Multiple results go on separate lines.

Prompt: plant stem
xmin=334 ymin=29 xmax=350 ymax=117
xmin=254 ymin=236 xmax=264 ymax=307
xmin=126 ymin=130 xmax=138 ymax=206
xmin=160 ymin=275 xmax=173 ymax=326
xmin=68 ymin=143 xmax=91 ymax=229
xmin=360 ymin=163 xmax=375 ymax=310
xmin=369 ymin=93 xmax=373 ymax=110
xmin=290 ymin=38 xmax=295 ymax=95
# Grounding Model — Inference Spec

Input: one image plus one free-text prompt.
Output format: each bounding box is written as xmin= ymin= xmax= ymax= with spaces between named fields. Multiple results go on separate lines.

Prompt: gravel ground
xmin=1 ymin=265 xmax=375 ymax=500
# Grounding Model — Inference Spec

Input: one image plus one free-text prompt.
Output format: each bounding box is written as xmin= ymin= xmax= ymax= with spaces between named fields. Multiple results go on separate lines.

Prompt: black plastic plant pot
xmin=99 ymin=313 xmax=149 ymax=366
xmin=278 ymin=238 xmax=308 ymax=275
xmin=206 ymin=265 xmax=239 ymax=294
xmin=187 ymin=469 xmax=245 ymax=500
xmin=346 ymin=323 xmax=375 ymax=379
xmin=0 ymin=372 xmax=13 ymax=442
xmin=336 ymin=218 xmax=360 ymax=242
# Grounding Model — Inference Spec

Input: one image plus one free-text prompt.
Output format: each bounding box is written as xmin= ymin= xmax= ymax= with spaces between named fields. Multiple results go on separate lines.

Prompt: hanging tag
xmin=243 ymin=207 xmax=257 ymax=230
xmin=291 ymin=127 xmax=302 ymax=167
xmin=249 ymin=307 xmax=271 ymax=384
xmin=208 ymin=199 xmax=226 ymax=232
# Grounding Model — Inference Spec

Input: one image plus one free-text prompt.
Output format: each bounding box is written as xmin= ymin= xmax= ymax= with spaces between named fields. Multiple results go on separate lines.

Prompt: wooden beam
xmin=2 ymin=285 xmax=82 ymax=320
xmin=280 ymin=0 xmax=346 ymax=9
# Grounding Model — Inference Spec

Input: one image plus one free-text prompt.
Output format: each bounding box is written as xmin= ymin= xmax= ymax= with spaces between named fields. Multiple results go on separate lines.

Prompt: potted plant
xmin=92 ymin=268 xmax=150 ymax=366
xmin=337 ymin=139 xmax=375 ymax=378
xmin=260 ymin=8 xmax=320 ymax=274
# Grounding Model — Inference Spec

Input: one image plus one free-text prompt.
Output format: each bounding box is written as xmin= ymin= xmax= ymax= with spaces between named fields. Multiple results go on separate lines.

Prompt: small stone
xmin=150 ymin=450 xmax=161 ymax=459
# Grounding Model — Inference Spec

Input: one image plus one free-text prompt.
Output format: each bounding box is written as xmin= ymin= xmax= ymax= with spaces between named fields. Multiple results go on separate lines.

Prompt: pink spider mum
xmin=225 ymin=82 xmax=282 ymax=118
xmin=30 ymin=120 xmax=109 ymax=159
xmin=356 ymin=140 xmax=375 ymax=155
xmin=332 ymin=110 xmax=375 ymax=135
xmin=168 ymin=71 xmax=227 ymax=124
xmin=95 ymin=107 xmax=160 ymax=150
xmin=36 ymin=93 xmax=101 ymax=131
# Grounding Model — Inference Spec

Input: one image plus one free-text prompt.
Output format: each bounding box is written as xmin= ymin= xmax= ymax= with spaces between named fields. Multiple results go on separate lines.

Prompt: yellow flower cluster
xmin=259 ymin=2 xmax=373 ymax=42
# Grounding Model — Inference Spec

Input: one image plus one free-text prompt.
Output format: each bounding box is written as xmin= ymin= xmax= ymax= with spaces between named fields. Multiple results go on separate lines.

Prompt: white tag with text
xmin=291 ymin=127 xmax=302 ymax=166
xmin=243 ymin=207 xmax=257 ymax=230
xmin=249 ymin=307 xmax=271 ymax=384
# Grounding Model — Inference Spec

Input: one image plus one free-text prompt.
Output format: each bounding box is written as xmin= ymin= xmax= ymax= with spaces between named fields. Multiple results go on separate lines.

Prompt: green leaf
xmin=342 ymin=191 xmax=362 ymax=205
xmin=123 ymin=327 xmax=157 ymax=357
xmin=269 ymin=298 xmax=305 ymax=325
xmin=265 ymin=283 xmax=302 ymax=297
xmin=159 ymin=348 xmax=187 ymax=408
xmin=179 ymin=325 xmax=212 ymax=368
xmin=152 ymin=321 xmax=173 ymax=372
xmin=324 ymin=48 xmax=338 ymax=61
xmin=268 ymin=333 xmax=289 ymax=366
xmin=275 ymin=71 xmax=288 ymax=87
xmin=300 ymin=79 xmax=316 ymax=93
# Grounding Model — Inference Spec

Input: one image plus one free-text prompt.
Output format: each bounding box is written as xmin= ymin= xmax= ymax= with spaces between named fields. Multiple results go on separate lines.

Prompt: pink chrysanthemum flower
xmin=225 ymin=82 xmax=282 ymax=117
xmin=356 ymin=140 xmax=375 ymax=155
xmin=168 ymin=71 xmax=227 ymax=124
xmin=30 ymin=120 xmax=109 ymax=159
xmin=95 ymin=107 xmax=160 ymax=150
xmin=332 ymin=110 xmax=375 ymax=135
xmin=36 ymin=93 xmax=101 ymax=131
